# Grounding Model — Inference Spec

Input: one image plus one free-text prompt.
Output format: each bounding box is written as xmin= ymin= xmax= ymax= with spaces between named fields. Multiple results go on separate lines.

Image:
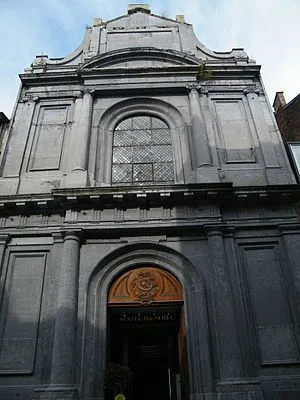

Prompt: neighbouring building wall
xmin=273 ymin=91 xmax=300 ymax=182
xmin=274 ymin=91 xmax=300 ymax=142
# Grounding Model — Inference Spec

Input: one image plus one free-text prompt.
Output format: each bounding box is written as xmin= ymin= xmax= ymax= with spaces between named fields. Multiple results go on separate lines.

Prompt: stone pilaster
xmin=51 ymin=231 xmax=81 ymax=384
xmin=188 ymin=85 xmax=211 ymax=167
xmin=36 ymin=231 xmax=81 ymax=399
xmin=244 ymin=88 xmax=284 ymax=186
xmin=187 ymin=85 xmax=219 ymax=183
xmin=0 ymin=97 xmax=37 ymax=195
xmin=67 ymin=89 xmax=94 ymax=187
xmin=204 ymin=225 xmax=242 ymax=380
xmin=0 ymin=234 xmax=10 ymax=301
xmin=0 ymin=234 xmax=10 ymax=266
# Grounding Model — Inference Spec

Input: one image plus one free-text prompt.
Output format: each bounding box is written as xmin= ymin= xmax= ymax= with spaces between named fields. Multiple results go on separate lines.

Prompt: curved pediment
xmin=80 ymin=47 xmax=201 ymax=70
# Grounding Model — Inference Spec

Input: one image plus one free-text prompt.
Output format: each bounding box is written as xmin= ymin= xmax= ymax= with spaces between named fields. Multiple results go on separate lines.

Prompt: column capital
xmin=52 ymin=231 xmax=64 ymax=243
xmin=199 ymin=87 xmax=209 ymax=95
xmin=20 ymin=94 xmax=40 ymax=103
xmin=223 ymin=226 xmax=237 ymax=237
xmin=243 ymin=86 xmax=263 ymax=96
xmin=278 ymin=223 xmax=300 ymax=234
xmin=186 ymin=83 xmax=201 ymax=92
xmin=81 ymin=88 xmax=95 ymax=97
xmin=63 ymin=230 xmax=83 ymax=242
xmin=203 ymin=224 xmax=225 ymax=236
xmin=73 ymin=90 xmax=84 ymax=100
xmin=186 ymin=84 xmax=208 ymax=95
xmin=0 ymin=234 xmax=10 ymax=245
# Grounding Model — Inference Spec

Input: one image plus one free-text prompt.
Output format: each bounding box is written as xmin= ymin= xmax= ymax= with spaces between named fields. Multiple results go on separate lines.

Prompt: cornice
xmin=20 ymin=63 xmax=261 ymax=87
xmin=0 ymin=184 xmax=299 ymax=213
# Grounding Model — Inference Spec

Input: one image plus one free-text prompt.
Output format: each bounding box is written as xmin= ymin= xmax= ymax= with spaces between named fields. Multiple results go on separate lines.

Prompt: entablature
xmin=0 ymin=184 xmax=299 ymax=213
xmin=19 ymin=64 xmax=261 ymax=89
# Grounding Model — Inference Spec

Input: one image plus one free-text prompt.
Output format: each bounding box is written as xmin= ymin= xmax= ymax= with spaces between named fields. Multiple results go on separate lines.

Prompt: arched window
xmin=111 ymin=115 xmax=174 ymax=184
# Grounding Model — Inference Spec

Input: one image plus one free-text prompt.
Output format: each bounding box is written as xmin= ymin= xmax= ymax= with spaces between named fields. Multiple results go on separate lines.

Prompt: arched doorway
xmin=107 ymin=266 xmax=187 ymax=400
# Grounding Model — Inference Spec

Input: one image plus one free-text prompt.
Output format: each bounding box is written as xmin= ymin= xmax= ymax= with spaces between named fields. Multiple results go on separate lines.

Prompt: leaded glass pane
xmin=132 ymin=116 xmax=151 ymax=129
xmin=112 ymin=115 xmax=174 ymax=184
xmin=133 ymin=164 xmax=153 ymax=181
xmin=115 ymin=118 xmax=132 ymax=130
xmin=132 ymin=130 xmax=152 ymax=145
xmin=112 ymin=164 xmax=132 ymax=183
xmin=133 ymin=146 xmax=153 ymax=162
xmin=151 ymin=118 xmax=168 ymax=129
xmin=154 ymin=163 xmax=174 ymax=181
xmin=113 ymin=147 xmax=132 ymax=163
xmin=152 ymin=145 xmax=173 ymax=162
xmin=113 ymin=131 xmax=133 ymax=146
xmin=152 ymin=129 xmax=171 ymax=144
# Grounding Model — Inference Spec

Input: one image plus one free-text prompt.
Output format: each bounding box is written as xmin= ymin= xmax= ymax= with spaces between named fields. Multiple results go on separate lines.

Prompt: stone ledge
xmin=0 ymin=183 xmax=299 ymax=212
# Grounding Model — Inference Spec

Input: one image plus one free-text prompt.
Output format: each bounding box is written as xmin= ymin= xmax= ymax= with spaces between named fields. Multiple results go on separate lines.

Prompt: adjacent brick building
xmin=274 ymin=91 xmax=300 ymax=142
xmin=274 ymin=92 xmax=300 ymax=180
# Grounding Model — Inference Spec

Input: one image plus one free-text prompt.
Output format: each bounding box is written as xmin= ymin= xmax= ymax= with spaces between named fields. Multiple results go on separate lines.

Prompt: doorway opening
xmin=107 ymin=266 xmax=187 ymax=400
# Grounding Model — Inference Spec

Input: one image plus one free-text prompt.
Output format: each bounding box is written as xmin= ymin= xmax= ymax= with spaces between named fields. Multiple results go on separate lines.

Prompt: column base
xmin=33 ymin=385 xmax=78 ymax=400
xmin=190 ymin=393 xmax=217 ymax=400
xmin=216 ymin=380 xmax=264 ymax=399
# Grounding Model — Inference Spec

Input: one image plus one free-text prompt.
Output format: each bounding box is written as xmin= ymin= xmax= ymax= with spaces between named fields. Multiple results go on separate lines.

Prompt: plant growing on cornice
xmin=196 ymin=64 xmax=212 ymax=81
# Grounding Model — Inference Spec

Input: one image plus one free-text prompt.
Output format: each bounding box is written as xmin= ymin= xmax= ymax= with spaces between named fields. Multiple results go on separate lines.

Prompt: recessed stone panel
xmin=242 ymin=244 xmax=299 ymax=364
xmin=29 ymin=106 xmax=69 ymax=171
xmin=0 ymin=252 xmax=47 ymax=373
xmin=214 ymin=99 xmax=255 ymax=164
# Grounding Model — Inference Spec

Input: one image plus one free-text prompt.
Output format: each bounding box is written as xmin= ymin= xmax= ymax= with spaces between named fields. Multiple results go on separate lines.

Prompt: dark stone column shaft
xmin=205 ymin=226 xmax=242 ymax=380
xmin=51 ymin=232 xmax=81 ymax=385
xmin=0 ymin=235 xmax=10 ymax=302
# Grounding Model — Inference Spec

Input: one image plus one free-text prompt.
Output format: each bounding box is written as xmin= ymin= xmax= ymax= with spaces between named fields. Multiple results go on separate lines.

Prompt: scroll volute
xmin=108 ymin=266 xmax=183 ymax=306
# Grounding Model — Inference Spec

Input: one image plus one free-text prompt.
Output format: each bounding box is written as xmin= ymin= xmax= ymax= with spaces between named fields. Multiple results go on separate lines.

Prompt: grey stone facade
xmin=0 ymin=4 xmax=300 ymax=400
xmin=0 ymin=112 xmax=9 ymax=160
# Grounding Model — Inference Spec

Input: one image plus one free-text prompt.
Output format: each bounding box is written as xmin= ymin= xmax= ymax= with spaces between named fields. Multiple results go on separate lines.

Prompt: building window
xmin=287 ymin=142 xmax=300 ymax=181
xmin=111 ymin=115 xmax=174 ymax=184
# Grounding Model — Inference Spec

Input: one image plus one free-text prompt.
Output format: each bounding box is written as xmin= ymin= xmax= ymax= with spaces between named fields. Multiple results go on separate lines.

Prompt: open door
xmin=178 ymin=307 xmax=188 ymax=400
xmin=107 ymin=266 xmax=187 ymax=400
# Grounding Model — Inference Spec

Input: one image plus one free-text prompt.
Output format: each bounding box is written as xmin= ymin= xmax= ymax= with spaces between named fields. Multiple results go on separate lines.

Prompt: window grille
xmin=112 ymin=115 xmax=174 ymax=184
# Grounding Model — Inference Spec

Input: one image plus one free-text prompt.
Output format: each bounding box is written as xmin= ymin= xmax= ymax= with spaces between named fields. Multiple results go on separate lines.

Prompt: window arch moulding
xmin=95 ymin=97 xmax=191 ymax=186
xmin=82 ymin=243 xmax=214 ymax=399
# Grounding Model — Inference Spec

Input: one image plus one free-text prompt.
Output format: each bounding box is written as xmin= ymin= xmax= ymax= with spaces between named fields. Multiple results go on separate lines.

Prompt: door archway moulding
xmin=82 ymin=243 xmax=214 ymax=400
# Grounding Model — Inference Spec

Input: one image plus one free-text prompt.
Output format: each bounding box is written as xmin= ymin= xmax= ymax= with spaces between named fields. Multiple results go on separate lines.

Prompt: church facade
xmin=0 ymin=5 xmax=300 ymax=400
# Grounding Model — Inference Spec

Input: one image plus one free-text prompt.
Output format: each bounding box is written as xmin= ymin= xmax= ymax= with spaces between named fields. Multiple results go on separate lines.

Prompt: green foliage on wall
xmin=196 ymin=64 xmax=212 ymax=81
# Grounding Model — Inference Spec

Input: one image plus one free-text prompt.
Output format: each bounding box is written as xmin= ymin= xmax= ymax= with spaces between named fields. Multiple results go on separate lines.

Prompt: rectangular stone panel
xmin=242 ymin=245 xmax=299 ymax=364
xmin=29 ymin=106 xmax=68 ymax=170
xmin=107 ymin=30 xmax=172 ymax=51
xmin=214 ymin=99 xmax=255 ymax=163
xmin=0 ymin=252 xmax=47 ymax=373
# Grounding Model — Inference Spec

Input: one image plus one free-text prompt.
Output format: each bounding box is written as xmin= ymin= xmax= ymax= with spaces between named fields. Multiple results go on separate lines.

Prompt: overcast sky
xmin=0 ymin=0 xmax=299 ymax=117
